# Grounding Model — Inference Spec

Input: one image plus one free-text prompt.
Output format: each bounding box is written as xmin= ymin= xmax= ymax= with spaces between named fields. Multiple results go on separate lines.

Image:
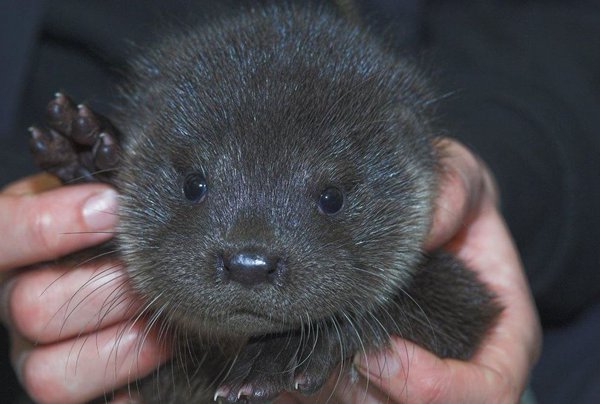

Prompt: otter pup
xmin=29 ymin=3 xmax=500 ymax=403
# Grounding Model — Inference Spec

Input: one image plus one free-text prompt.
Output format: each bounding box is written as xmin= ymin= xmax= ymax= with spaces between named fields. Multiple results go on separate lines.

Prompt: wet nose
xmin=223 ymin=251 xmax=280 ymax=286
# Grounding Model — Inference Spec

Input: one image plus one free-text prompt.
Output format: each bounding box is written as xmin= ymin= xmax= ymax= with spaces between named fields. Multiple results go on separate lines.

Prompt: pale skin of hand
xmin=0 ymin=174 xmax=166 ymax=403
xmin=0 ymin=138 xmax=541 ymax=403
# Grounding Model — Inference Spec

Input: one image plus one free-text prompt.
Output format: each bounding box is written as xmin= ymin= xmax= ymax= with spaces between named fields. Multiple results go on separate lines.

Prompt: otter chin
xmin=30 ymin=3 xmax=501 ymax=403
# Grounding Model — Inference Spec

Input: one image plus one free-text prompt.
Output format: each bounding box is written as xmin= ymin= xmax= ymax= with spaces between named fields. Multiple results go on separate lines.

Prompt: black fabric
xmin=354 ymin=0 xmax=426 ymax=50
xmin=420 ymin=4 xmax=600 ymax=401
xmin=532 ymin=299 xmax=600 ymax=403
xmin=0 ymin=0 xmax=46 ymax=136
xmin=424 ymin=0 xmax=600 ymax=325
xmin=1 ymin=0 xmax=599 ymax=402
xmin=0 ymin=0 xmax=48 ymax=190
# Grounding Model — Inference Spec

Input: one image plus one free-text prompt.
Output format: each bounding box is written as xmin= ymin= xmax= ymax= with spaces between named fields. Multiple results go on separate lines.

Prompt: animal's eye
xmin=318 ymin=186 xmax=345 ymax=215
xmin=183 ymin=173 xmax=208 ymax=202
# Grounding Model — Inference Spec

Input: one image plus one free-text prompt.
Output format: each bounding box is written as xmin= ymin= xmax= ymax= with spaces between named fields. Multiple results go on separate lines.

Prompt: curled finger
xmin=425 ymin=137 xmax=498 ymax=250
xmin=3 ymin=259 xmax=138 ymax=344
xmin=354 ymin=338 xmax=517 ymax=404
xmin=15 ymin=321 xmax=168 ymax=404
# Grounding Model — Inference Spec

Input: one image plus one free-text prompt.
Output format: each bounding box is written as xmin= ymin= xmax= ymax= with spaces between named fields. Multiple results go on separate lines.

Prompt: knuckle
xmin=21 ymin=351 xmax=69 ymax=404
xmin=416 ymin=376 xmax=447 ymax=404
xmin=28 ymin=204 xmax=59 ymax=258
xmin=9 ymin=272 xmax=51 ymax=341
xmin=438 ymin=145 xmax=489 ymax=219
xmin=443 ymin=168 xmax=470 ymax=207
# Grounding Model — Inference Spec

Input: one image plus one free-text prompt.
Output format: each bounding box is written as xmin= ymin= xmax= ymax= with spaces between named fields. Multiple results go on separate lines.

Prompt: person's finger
xmin=0 ymin=184 xmax=118 ymax=272
xmin=2 ymin=173 xmax=62 ymax=196
xmin=354 ymin=337 xmax=519 ymax=403
xmin=354 ymin=207 xmax=540 ymax=403
xmin=13 ymin=321 xmax=168 ymax=404
xmin=109 ymin=389 xmax=143 ymax=404
xmin=451 ymin=206 xmax=541 ymax=395
xmin=2 ymin=259 xmax=139 ymax=344
xmin=317 ymin=373 xmax=390 ymax=404
xmin=274 ymin=392 xmax=306 ymax=403
xmin=424 ymin=137 xmax=498 ymax=250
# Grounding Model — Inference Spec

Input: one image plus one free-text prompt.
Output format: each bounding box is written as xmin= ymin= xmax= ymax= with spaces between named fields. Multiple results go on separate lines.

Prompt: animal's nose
xmin=223 ymin=251 xmax=280 ymax=286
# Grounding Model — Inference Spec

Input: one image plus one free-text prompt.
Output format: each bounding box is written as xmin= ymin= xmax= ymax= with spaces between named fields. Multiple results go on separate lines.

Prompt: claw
xmin=46 ymin=93 xmax=76 ymax=133
xmin=28 ymin=126 xmax=51 ymax=152
xmin=236 ymin=385 xmax=253 ymax=400
xmin=293 ymin=373 xmax=327 ymax=395
xmin=29 ymin=92 xmax=122 ymax=184
xmin=214 ymin=387 xmax=229 ymax=402
xmin=72 ymin=104 xmax=100 ymax=144
xmin=93 ymin=132 xmax=120 ymax=169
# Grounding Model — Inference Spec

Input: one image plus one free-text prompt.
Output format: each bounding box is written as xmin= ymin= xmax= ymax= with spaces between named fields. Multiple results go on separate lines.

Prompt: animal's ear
xmin=28 ymin=93 xmax=121 ymax=185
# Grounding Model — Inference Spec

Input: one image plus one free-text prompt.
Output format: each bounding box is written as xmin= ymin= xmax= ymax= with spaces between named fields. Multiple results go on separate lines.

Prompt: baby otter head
xmin=116 ymin=6 xmax=437 ymax=338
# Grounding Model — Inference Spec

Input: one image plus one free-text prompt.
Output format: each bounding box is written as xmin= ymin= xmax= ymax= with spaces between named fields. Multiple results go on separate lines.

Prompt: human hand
xmin=0 ymin=174 xmax=167 ymax=403
xmin=277 ymin=138 xmax=542 ymax=403
xmin=2 ymin=135 xmax=541 ymax=404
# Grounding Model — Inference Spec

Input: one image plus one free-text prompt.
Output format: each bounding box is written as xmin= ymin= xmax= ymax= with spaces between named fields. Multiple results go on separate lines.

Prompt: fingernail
xmin=353 ymin=348 xmax=401 ymax=379
xmin=82 ymin=189 xmax=118 ymax=230
xmin=10 ymin=333 xmax=33 ymax=385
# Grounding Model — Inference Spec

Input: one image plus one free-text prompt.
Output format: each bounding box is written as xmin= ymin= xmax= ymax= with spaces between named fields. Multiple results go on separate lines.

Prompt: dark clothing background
xmin=1 ymin=0 xmax=599 ymax=402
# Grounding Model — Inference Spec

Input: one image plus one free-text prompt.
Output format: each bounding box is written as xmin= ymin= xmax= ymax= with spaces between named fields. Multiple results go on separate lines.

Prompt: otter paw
xmin=214 ymin=334 xmax=343 ymax=403
xmin=29 ymin=92 xmax=121 ymax=183
xmin=215 ymin=338 xmax=296 ymax=403
xmin=292 ymin=333 xmax=345 ymax=395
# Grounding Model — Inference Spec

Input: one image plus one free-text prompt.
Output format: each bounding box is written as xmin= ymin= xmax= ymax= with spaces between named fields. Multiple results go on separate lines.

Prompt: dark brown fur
xmin=30 ymin=4 xmax=500 ymax=403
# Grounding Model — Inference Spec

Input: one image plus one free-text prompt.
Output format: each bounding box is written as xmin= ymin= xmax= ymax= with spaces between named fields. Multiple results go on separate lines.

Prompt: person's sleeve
xmin=425 ymin=1 xmax=600 ymax=324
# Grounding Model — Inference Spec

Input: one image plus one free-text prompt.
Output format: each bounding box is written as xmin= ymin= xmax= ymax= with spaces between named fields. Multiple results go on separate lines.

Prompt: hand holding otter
xmin=0 ymin=174 xmax=166 ymax=403
xmin=1 ymin=137 xmax=541 ymax=403
xmin=277 ymin=138 xmax=542 ymax=403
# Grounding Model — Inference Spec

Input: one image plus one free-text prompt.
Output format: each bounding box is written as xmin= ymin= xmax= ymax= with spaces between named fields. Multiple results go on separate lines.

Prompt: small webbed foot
xmin=214 ymin=331 xmax=345 ymax=403
xmin=29 ymin=93 xmax=121 ymax=184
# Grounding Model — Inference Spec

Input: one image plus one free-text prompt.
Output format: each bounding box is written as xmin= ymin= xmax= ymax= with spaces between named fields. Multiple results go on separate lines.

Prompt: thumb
xmin=354 ymin=337 xmax=514 ymax=404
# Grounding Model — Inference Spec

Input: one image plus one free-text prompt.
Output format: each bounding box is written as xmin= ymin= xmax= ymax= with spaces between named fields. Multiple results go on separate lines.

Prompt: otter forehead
xmin=123 ymin=5 xmax=432 ymax=158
